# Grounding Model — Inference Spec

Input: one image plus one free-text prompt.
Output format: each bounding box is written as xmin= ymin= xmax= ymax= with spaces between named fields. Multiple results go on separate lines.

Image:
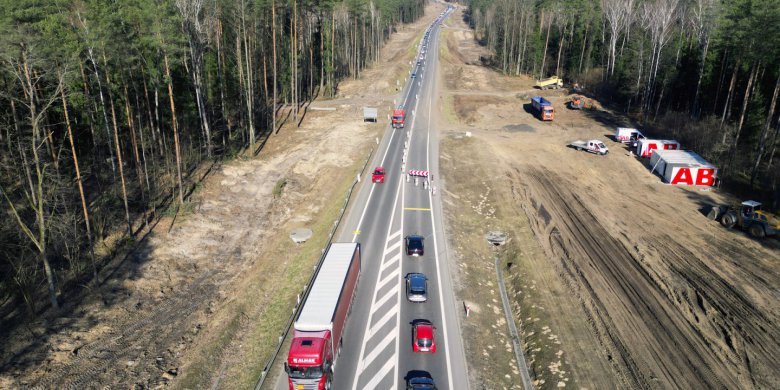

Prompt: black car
xmin=405 ymin=235 xmax=424 ymax=256
xmin=407 ymin=376 xmax=437 ymax=389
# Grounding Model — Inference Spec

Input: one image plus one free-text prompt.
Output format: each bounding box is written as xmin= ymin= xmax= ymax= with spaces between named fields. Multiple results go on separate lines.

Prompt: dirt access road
xmin=436 ymin=7 xmax=780 ymax=390
xmin=0 ymin=5 xmax=442 ymax=389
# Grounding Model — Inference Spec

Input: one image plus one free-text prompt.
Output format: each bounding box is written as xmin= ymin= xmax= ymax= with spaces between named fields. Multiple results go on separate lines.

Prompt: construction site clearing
xmin=438 ymin=9 xmax=779 ymax=389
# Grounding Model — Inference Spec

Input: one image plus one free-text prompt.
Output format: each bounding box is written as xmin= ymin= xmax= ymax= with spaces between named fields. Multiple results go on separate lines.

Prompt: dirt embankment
xmin=438 ymin=7 xmax=780 ymax=390
xmin=0 ymin=4 xmax=443 ymax=388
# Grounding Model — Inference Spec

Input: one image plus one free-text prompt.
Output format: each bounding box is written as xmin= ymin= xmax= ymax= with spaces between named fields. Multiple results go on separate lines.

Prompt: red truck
xmin=392 ymin=108 xmax=406 ymax=128
xmin=285 ymin=243 xmax=361 ymax=390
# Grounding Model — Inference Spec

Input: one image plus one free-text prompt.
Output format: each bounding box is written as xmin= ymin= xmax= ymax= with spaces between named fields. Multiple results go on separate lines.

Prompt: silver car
xmin=406 ymin=273 xmax=428 ymax=303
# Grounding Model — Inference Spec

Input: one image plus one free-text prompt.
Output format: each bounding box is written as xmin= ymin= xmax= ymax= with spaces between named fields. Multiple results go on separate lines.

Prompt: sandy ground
xmin=0 ymin=5 xmax=443 ymax=388
xmin=438 ymin=7 xmax=780 ymax=390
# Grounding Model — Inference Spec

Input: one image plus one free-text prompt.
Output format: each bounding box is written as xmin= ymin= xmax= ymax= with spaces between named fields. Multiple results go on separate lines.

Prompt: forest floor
xmin=0 ymin=4 xmax=445 ymax=389
xmin=437 ymin=7 xmax=780 ymax=390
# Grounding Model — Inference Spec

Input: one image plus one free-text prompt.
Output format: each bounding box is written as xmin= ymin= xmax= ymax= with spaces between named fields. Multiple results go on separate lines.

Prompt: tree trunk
xmin=123 ymin=84 xmax=147 ymax=227
xmin=578 ymin=21 xmax=589 ymax=77
xmin=20 ymin=50 xmax=58 ymax=309
xmin=555 ymin=21 xmax=567 ymax=78
xmin=750 ymin=71 xmax=780 ymax=188
xmin=540 ymin=16 xmax=552 ymax=79
xmin=732 ymin=63 xmax=757 ymax=151
xmin=241 ymin=2 xmax=255 ymax=146
xmin=272 ymin=0 xmax=278 ymax=134
xmin=721 ymin=58 xmax=741 ymax=133
xmin=60 ymin=79 xmax=97 ymax=281
xmin=109 ymin=89 xmax=133 ymax=236
xmin=87 ymin=47 xmax=117 ymax=176
xmin=163 ymin=51 xmax=184 ymax=204
xmin=692 ymin=35 xmax=710 ymax=119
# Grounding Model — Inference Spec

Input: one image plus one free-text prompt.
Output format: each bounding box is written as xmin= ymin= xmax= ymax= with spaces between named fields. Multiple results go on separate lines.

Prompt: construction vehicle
xmin=535 ymin=75 xmax=563 ymax=90
xmin=569 ymin=95 xmax=584 ymax=109
xmin=709 ymin=200 xmax=780 ymax=238
xmin=531 ymin=96 xmax=555 ymax=121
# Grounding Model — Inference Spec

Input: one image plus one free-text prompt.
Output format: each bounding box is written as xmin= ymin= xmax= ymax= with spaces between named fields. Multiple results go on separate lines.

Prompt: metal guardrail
xmin=254 ymin=146 xmax=376 ymax=390
xmin=494 ymin=253 xmax=535 ymax=390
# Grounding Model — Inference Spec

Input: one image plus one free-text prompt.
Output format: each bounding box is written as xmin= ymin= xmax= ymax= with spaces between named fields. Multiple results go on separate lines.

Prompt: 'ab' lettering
xmin=696 ymin=169 xmax=715 ymax=186
xmin=672 ymin=168 xmax=693 ymax=185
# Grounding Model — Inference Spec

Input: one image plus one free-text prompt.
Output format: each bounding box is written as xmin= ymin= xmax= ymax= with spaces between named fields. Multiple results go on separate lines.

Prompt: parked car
xmin=405 ymin=273 xmax=428 ymax=302
xmin=412 ymin=320 xmax=436 ymax=353
xmin=405 ymin=235 xmax=424 ymax=256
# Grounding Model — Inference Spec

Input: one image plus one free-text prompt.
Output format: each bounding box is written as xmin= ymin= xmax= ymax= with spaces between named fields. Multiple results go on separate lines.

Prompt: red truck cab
xmin=286 ymin=331 xmax=331 ymax=390
xmin=392 ymin=108 xmax=406 ymax=128
xmin=372 ymin=167 xmax=386 ymax=183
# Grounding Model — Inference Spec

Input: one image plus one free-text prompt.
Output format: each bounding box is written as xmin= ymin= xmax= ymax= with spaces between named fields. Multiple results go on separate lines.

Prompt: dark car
xmin=628 ymin=132 xmax=646 ymax=149
xmin=411 ymin=72 xmax=417 ymax=79
xmin=405 ymin=235 xmax=424 ymax=256
xmin=405 ymin=273 xmax=428 ymax=302
xmin=407 ymin=376 xmax=437 ymax=389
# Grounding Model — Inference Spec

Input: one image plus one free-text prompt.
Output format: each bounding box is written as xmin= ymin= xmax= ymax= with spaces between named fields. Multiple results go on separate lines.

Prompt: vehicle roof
xmin=408 ymin=274 xmax=427 ymax=289
xmin=407 ymin=234 xmax=424 ymax=241
xmin=742 ymin=200 xmax=762 ymax=207
xmin=288 ymin=331 xmax=327 ymax=365
xmin=415 ymin=322 xmax=434 ymax=338
xmin=295 ymin=243 xmax=358 ymax=331
xmin=409 ymin=377 xmax=436 ymax=386
xmin=374 ymin=166 xmax=384 ymax=171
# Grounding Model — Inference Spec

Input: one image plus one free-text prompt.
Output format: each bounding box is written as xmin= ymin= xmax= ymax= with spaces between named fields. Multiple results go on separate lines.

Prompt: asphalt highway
xmin=273 ymin=5 xmax=468 ymax=389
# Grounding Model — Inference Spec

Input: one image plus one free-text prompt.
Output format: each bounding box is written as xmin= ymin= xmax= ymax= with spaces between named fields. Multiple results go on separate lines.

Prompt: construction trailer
xmin=649 ymin=149 xmax=717 ymax=186
xmin=636 ymin=139 xmax=680 ymax=157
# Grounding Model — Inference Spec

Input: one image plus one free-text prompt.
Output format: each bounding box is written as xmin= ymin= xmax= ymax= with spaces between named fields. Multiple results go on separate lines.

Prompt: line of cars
xmin=371 ymin=5 xmax=454 ymax=389
xmin=402 ymin=6 xmax=454 ymax=390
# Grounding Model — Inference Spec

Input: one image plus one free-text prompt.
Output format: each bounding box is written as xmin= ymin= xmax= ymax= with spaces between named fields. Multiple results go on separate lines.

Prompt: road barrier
xmin=254 ymin=146 xmax=376 ymax=390
xmin=494 ymin=252 xmax=535 ymax=390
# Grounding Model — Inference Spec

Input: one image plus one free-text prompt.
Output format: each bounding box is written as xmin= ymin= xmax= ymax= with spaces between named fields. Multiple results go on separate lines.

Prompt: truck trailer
xmin=531 ymin=96 xmax=555 ymax=121
xmin=285 ymin=243 xmax=361 ymax=390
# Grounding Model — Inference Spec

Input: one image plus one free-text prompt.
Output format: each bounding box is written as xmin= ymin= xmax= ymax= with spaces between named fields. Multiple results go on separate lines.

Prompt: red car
xmin=372 ymin=167 xmax=385 ymax=183
xmin=412 ymin=321 xmax=436 ymax=353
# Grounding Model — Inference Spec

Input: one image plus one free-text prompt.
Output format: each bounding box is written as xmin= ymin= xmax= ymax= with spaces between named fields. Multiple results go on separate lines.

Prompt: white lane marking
xmin=351 ymin=167 xmax=405 ymax=390
xmin=379 ymin=254 xmax=400 ymax=273
xmin=424 ymin=28 xmax=455 ymax=388
xmin=361 ymin=357 xmax=395 ymax=390
xmin=371 ymin=286 xmax=398 ymax=319
xmin=368 ymin=296 xmax=399 ymax=332
xmin=362 ymin=325 xmax=397 ymax=368
xmin=388 ymin=229 xmax=402 ymax=242
xmin=383 ymin=240 xmax=402 ymax=256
